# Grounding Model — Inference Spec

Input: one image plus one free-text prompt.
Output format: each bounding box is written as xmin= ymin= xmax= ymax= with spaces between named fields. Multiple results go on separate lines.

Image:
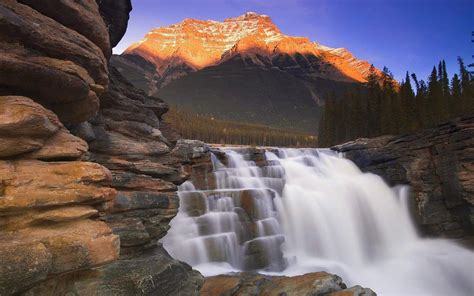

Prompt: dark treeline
xmin=318 ymin=58 xmax=474 ymax=147
xmin=165 ymin=108 xmax=318 ymax=147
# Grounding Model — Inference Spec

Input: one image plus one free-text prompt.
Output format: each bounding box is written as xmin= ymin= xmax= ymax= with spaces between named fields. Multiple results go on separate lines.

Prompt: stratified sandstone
xmin=0 ymin=0 xmax=108 ymax=123
xmin=1 ymin=0 xmax=207 ymax=294
xmin=334 ymin=116 xmax=474 ymax=239
xmin=0 ymin=96 xmax=88 ymax=160
xmin=64 ymin=64 xmax=206 ymax=294
xmin=18 ymin=0 xmax=112 ymax=57
xmin=0 ymin=109 xmax=118 ymax=295
xmin=0 ymin=1 xmax=120 ymax=294
xmin=96 ymin=0 xmax=132 ymax=48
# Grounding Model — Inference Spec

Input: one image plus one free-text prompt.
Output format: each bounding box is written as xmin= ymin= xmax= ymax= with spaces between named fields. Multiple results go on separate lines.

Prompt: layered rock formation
xmin=334 ymin=116 xmax=474 ymax=239
xmin=201 ymin=272 xmax=375 ymax=296
xmin=0 ymin=96 xmax=118 ymax=295
xmin=0 ymin=0 xmax=110 ymax=124
xmin=113 ymin=12 xmax=384 ymax=132
xmin=0 ymin=0 xmax=119 ymax=293
xmin=0 ymin=0 xmax=206 ymax=294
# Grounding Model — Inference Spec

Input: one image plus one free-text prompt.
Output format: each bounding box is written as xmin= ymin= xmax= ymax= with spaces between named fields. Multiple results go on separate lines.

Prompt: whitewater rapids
xmin=162 ymin=148 xmax=474 ymax=295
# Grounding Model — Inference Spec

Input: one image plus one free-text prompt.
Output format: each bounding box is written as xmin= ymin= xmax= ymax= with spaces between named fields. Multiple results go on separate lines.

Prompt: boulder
xmin=200 ymin=272 xmax=376 ymax=296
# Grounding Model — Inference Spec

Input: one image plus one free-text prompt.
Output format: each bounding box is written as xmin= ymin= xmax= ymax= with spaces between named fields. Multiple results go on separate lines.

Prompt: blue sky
xmin=115 ymin=0 xmax=473 ymax=82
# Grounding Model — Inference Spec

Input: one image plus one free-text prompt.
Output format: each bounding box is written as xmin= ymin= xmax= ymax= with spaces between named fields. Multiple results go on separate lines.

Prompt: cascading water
xmin=162 ymin=148 xmax=474 ymax=295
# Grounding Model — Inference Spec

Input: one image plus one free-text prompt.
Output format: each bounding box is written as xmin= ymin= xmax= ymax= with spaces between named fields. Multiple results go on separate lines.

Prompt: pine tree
xmin=411 ymin=73 xmax=420 ymax=92
xmin=458 ymin=57 xmax=473 ymax=114
xmin=399 ymin=72 xmax=418 ymax=132
xmin=451 ymin=74 xmax=461 ymax=116
xmin=318 ymin=92 xmax=337 ymax=147
xmin=350 ymin=91 xmax=365 ymax=139
xmin=417 ymin=80 xmax=429 ymax=127
xmin=428 ymin=66 xmax=447 ymax=124
xmin=441 ymin=60 xmax=450 ymax=97
xmin=367 ymin=64 xmax=379 ymax=89
xmin=380 ymin=67 xmax=399 ymax=134
xmin=438 ymin=61 xmax=444 ymax=84
xmin=366 ymin=65 xmax=382 ymax=137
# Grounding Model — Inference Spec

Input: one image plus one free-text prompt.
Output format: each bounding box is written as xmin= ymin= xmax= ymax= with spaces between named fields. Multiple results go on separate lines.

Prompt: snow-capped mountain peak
xmin=123 ymin=12 xmax=379 ymax=86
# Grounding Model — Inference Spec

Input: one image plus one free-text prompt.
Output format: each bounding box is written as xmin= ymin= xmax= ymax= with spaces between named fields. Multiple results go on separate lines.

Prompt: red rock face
xmin=124 ymin=12 xmax=379 ymax=87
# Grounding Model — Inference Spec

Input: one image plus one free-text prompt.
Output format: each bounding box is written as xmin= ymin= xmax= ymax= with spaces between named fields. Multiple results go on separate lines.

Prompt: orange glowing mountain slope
xmin=113 ymin=12 xmax=383 ymax=132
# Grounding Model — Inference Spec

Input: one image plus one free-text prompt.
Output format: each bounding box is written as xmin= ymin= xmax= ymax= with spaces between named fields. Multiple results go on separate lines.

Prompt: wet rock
xmin=239 ymin=189 xmax=276 ymax=220
xmin=334 ymin=116 xmax=474 ymax=238
xmin=242 ymin=236 xmax=286 ymax=271
xmin=331 ymin=285 xmax=377 ymax=296
xmin=180 ymin=191 xmax=208 ymax=217
xmin=200 ymin=272 xmax=375 ymax=296
xmin=23 ymin=245 xmax=203 ymax=296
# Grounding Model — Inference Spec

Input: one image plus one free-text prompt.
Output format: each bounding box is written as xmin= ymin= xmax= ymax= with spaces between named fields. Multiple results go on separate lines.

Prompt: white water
xmin=162 ymin=148 xmax=474 ymax=295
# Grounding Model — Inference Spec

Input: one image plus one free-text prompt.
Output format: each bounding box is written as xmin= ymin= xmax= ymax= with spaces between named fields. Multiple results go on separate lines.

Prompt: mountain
xmin=114 ymin=12 xmax=382 ymax=133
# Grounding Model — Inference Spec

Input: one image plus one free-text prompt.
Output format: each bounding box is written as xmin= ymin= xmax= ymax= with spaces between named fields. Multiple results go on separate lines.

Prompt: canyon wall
xmin=334 ymin=116 xmax=474 ymax=240
xmin=0 ymin=1 xmax=206 ymax=294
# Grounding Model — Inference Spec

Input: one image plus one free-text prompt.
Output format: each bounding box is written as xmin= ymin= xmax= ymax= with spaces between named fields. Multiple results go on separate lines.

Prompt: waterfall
xmin=162 ymin=148 xmax=474 ymax=295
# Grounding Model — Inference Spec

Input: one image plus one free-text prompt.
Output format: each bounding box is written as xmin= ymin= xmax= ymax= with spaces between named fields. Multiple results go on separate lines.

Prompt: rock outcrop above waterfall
xmin=200 ymin=272 xmax=376 ymax=296
xmin=0 ymin=0 xmax=205 ymax=294
xmin=113 ymin=12 xmax=385 ymax=132
xmin=334 ymin=116 xmax=474 ymax=239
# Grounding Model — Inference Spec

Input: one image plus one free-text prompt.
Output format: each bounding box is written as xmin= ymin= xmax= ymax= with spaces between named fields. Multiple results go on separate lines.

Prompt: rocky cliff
xmin=334 ymin=116 xmax=474 ymax=240
xmin=0 ymin=1 xmax=206 ymax=294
